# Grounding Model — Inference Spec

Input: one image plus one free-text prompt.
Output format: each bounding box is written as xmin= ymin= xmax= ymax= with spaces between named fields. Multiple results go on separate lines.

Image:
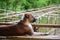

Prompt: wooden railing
xmin=0 ymin=23 xmax=60 ymax=40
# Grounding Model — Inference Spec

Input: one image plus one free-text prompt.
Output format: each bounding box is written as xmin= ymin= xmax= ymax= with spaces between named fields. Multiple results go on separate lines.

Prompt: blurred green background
xmin=0 ymin=0 xmax=60 ymax=11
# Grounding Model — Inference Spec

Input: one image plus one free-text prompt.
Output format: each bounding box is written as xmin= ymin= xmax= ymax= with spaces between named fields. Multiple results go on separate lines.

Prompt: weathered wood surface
xmin=0 ymin=35 xmax=60 ymax=40
xmin=8 ymin=35 xmax=60 ymax=39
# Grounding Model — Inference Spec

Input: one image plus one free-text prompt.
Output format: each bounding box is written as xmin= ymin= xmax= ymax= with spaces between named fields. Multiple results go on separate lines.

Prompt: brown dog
xmin=0 ymin=12 xmax=37 ymax=36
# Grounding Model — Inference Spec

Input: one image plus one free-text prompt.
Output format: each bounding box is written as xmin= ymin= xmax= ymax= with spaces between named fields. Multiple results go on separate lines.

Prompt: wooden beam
xmin=0 ymin=23 xmax=16 ymax=25
xmin=32 ymin=24 xmax=60 ymax=28
xmin=7 ymin=35 xmax=60 ymax=40
xmin=0 ymin=23 xmax=60 ymax=28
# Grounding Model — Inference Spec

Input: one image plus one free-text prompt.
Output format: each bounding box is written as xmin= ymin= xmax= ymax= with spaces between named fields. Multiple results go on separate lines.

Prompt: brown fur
xmin=0 ymin=13 xmax=36 ymax=36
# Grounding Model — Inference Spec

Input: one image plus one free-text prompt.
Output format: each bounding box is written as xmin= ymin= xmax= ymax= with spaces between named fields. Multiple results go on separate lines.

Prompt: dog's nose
xmin=32 ymin=18 xmax=37 ymax=22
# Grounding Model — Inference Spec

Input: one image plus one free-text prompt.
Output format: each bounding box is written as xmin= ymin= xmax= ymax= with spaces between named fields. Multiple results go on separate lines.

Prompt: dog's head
xmin=22 ymin=12 xmax=37 ymax=23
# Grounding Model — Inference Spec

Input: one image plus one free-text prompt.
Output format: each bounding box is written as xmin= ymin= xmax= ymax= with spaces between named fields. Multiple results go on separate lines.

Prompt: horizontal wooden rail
xmin=32 ymin=24 xmax=60 ymax=28
xmin=0 ymin=23 xmax=15 ymax=25
xmin=6 ymin=35 xmax=60 ymax=40
xmin=0 ymin=23 xmax=60 ymax=28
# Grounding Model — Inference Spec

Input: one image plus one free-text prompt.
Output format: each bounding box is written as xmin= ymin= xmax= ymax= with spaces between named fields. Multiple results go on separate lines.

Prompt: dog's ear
xmin=25 ymin=14 xmax=29 ymax=18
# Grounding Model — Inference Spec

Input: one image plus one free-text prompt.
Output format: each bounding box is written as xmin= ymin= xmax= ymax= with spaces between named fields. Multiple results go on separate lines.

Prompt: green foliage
xmin=0 ymin=0 xmax=60 ymax=11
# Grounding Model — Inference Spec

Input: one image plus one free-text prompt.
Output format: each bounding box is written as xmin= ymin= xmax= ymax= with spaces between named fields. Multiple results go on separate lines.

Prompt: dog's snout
xmin=32 ymin=17 xmax=37 ymax=22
